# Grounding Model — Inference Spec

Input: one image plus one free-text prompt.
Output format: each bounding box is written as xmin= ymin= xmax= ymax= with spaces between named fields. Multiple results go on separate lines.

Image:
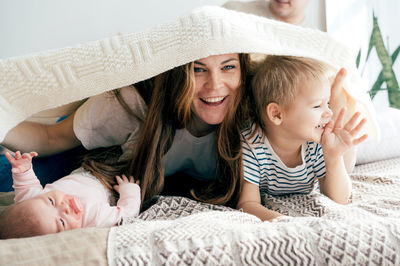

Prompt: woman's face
xmin=192 ymin=53 xmax=241 ymax=125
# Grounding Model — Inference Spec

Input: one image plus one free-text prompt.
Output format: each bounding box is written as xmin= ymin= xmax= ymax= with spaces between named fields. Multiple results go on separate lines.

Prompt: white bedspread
xmin=0 ymin=6 xmax=378 ymax=142
xmin=108 ymin=157 xmax=400 ymax=265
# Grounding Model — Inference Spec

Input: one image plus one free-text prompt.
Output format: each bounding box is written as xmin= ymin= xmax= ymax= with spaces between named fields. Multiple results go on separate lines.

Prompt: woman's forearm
xmin=1 ymin=114 xmax=81 ymax=156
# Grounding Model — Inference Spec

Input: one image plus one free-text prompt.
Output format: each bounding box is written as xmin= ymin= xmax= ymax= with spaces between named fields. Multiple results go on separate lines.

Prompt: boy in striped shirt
xmin=239 ymin=56 xmax=368 ymax=221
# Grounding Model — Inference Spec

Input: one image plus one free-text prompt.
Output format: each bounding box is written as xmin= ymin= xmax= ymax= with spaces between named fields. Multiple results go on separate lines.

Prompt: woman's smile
xmin=200 ymin=96 xmax=228 ymax=106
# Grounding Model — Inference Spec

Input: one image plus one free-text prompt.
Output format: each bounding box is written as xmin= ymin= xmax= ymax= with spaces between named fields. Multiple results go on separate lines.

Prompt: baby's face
xmin=23 ymin=190 xmax=84 ymax=234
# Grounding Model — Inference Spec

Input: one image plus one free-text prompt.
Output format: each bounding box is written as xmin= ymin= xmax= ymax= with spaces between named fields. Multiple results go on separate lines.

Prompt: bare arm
xmin=319 ymin=156 xmax=351 ymax=204
xmin=320 ymin=109 xmax=368 ymax=204
xmin=329 ymin=68 xmax=359 ymax=173
xmin=5 ymin=151 xmax=43 ymax=202
xmin=237 ymin=181 xmax=283 ymax=221
xmin=1 ymin=113 xmax=81 ymax=156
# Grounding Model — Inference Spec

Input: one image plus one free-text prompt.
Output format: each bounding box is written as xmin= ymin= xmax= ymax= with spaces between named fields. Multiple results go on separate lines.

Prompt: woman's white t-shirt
xmin=73 ymin=86 xmax=217 ymax=181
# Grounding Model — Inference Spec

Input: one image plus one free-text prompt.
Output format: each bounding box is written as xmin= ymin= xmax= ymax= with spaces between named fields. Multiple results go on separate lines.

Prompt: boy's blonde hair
xmin=251 ymin=55 xmax=333 ymax=132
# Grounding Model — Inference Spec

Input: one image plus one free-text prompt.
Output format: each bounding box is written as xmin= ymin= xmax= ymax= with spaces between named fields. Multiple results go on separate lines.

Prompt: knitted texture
xmin=108 ymin=157 xmax=400 ymax=265
xmin=0 ymin=6 xmax=377 ymax=141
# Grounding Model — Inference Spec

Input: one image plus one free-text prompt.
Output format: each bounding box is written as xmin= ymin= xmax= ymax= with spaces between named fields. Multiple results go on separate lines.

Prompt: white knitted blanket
xmin=108 ymin=157 xmax=400 ymax=265
xmin=0 ymin=6 xmax=378 ymax=142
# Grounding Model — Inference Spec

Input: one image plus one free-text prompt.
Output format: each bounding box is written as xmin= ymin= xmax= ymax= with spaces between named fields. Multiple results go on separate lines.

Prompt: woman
xmin=1 ymin=53 xmax=251 ymax=207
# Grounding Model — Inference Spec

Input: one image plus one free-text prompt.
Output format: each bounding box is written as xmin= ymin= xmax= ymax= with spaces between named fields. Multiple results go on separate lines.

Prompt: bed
xmin=1 ymin=156 xmax=400 ymax=265
xmin=1 ymin=6 xmax=399 ymax=266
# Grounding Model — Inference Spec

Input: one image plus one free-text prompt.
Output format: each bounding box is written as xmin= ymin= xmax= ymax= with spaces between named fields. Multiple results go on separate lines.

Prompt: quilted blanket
xmin=0 ymin=6 xmax=378 ymax=142
xmin=108 ymin=157 xmax=400 ymax=265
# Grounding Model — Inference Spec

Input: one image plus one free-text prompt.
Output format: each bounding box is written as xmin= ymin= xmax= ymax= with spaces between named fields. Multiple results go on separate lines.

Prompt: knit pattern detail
xmin=0 ymin=6 xmax=377 ymax=141
xmin=108 ymin=157 xmax=400 ymax=265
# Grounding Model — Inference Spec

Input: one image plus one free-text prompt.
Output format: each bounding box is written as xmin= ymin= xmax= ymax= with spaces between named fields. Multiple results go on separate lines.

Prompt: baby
xmin=239 ymin=55 xmax=368 ymax=221
xmin=0 ymin=151 xmax=140 ymax=239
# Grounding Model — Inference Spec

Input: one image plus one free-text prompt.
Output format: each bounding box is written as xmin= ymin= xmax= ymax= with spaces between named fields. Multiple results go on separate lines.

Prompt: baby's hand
xmin=113 ymin=174 xmax=140 ymax=193
xmin=5 ymin=151 xmax=38 ymax=174
xmin=322 ymin=108 xmax=368 ymax=157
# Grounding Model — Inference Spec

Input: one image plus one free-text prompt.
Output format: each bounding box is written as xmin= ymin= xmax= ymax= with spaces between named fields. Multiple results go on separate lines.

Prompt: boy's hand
xmin=322 ymin=108 xmax=368 ymax=157
xmin=5 ymin=151 xmax=38 ymax=174
xmin=113 ymin=174 xmax=140 ymax=193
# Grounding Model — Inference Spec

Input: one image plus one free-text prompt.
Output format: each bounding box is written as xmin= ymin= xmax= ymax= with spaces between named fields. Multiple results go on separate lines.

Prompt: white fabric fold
xmin=0 ymin=6 xmax=378 ymax=141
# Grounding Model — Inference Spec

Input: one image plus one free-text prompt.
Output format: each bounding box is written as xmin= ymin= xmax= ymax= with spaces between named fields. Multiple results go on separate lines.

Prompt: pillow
xmin=356 ymin=107 xmax=400 ymax=165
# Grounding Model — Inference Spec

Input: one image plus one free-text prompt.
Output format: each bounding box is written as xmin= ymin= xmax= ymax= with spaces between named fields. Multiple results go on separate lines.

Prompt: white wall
xmin=0 ymin=0 xmax=325 ymax=59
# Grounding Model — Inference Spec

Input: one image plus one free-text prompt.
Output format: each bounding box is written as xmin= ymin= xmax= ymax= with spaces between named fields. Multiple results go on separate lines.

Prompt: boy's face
xmin=280 ymin=77 xmax=332 ymax=143
xmin=22 ymin=190 xmax=83 ymax=235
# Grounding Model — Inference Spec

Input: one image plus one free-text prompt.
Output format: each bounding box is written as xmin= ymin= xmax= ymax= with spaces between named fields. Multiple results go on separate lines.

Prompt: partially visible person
xmin=238 ymin=56 xmax=368 ymax=221
xmin=223 ymin=0 xmax=313 ymax=28
xmin=0 ymin=151 xmax=140 ymax=239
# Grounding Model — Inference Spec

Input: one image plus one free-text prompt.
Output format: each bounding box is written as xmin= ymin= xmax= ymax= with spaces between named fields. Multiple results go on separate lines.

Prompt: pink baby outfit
xmin=12 ymin=167 xmax=140 ymax=228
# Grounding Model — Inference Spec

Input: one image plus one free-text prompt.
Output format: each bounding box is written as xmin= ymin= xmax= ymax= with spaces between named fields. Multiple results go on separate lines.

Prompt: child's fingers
xmin=333 ymin=108 xmax=345 ymax=129
xmin=344 ymin=112 xmax=362 ymax=132
xmin=129 ymin=176 xmax=134 ymax=183
xmin=323 ymin=120 xmax=334 ymax=134
xmin=121 ymin=174 xmax=129 ymax=182
xmin=115 ymin=175 xmax=122 ymax=184
xmin=14 ymin=151 xmax=21 ymax=160
xmin=21 ymin=153 xmax=33 ymax=160
xmin=135 ymin=180 xmax=140 ymax=185
xmin=29 ymin=152 xmax=38 ymax=158
xmin=353 ymin=134 xmax=368 ymax=146
xmin=349 ymin=118 xmax=367 ymax=137
xmin=4 ymin=152 xmax=14 ymax=163
xmin=113 ymin=184 xmax=120 ymax=192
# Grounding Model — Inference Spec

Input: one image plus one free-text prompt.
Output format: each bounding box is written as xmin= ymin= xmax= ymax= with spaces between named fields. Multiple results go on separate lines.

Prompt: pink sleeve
xmin=84 ymin=183 xmax=141 ymax=227
xmin=12 ymin=167 xmax=43 ymax=203
xmin=116 ymin=183 xmax=141 ymax=217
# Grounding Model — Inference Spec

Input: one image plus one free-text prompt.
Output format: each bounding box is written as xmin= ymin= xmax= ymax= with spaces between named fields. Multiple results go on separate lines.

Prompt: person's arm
xmin=319 ymin=109 xmax=368 ymax=204
xmin=329 ymin=68 xmax=358 ymax=173
xmin=113 ymin=175 xmax=141 ymax=217
xmin=88 ymin=175 xmax=141 ymax=228
xmin=1 ymin=113 xmax=81 ymax=156
xmin=5 ymin=151 xmax=43 ymax=202
xmin=237 ymin=181 xmax=283 ymax=222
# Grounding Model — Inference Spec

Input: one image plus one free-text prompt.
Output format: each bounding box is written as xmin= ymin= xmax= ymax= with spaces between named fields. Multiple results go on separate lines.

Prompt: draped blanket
xmin=108 ymin=157 xmax=400 ymax=265
xmin=0 ymin=6 xmax=378 ymax=141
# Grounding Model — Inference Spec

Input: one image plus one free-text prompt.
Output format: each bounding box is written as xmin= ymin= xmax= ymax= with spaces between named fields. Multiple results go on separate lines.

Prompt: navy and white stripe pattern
xmin=242 ymin=124 xmax=325 ymax=196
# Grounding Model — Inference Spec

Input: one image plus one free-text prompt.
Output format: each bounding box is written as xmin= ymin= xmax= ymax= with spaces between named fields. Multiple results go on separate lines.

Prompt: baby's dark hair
xmin=0 ymin=201 xmax=43 ymax=239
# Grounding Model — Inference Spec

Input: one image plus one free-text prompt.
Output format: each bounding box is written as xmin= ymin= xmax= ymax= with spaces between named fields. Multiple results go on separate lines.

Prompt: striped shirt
xmin=242 ymin=124 xmax=326 ymax=196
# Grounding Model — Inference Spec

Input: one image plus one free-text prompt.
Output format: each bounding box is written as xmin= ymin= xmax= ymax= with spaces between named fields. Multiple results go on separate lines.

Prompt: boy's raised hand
xmin=113 ymin=174 xmax=140 ymax=194
xmin=5 ymin=151 xmax=38 ymax=174
xmin=322 ymin=108 xmax=368 ymax=157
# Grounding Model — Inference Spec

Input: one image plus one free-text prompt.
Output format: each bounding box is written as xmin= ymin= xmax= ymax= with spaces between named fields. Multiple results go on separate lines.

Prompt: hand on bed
xmin=322 ymin=108 xmax=368 ymax=158
xmin=113 ymin=174 xmax=140 ymax=193
xmin=4 ymin=151 xmax=38 ymax=174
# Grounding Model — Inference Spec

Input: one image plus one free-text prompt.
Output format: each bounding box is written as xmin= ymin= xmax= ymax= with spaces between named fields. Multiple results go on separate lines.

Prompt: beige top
xmin=73 ymin=86 xmax=147 ymax=158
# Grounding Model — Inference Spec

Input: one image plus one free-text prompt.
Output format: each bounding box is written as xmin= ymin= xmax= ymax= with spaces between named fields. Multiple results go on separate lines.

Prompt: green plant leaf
xmin=365 ymin=12 xmax=376 ymax=62
xmin=356 ymin=48 xmax=362 ymax=68
xmin=371 ymin=13 xmax=400 ymax=108
xmin=369 ymin=45 xmax=400 ymax=99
